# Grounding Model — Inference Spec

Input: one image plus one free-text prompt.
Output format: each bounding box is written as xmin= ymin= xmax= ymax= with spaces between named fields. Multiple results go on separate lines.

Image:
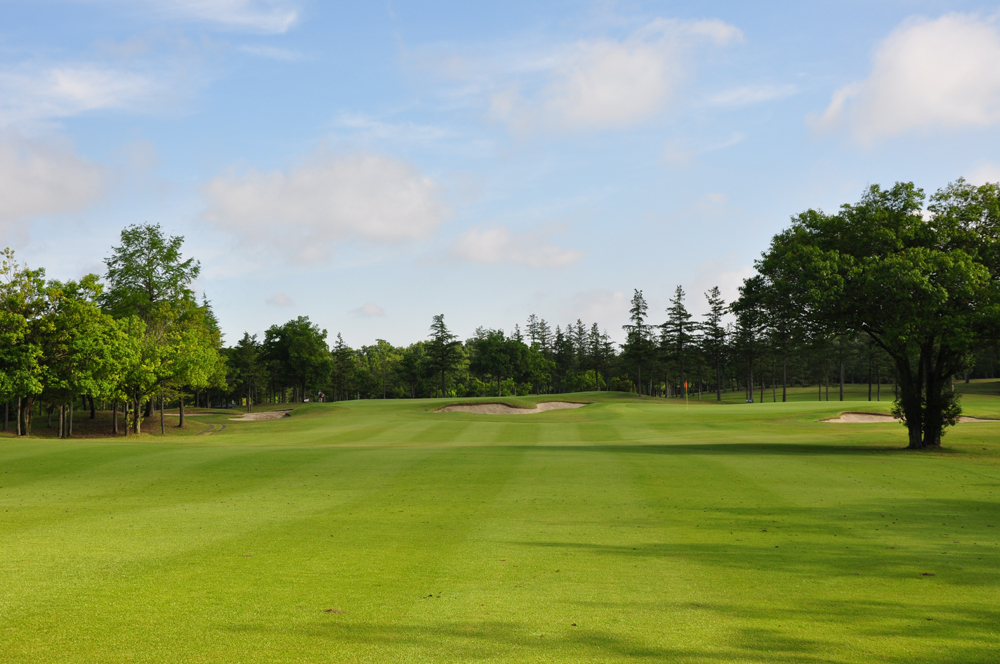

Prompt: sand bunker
xmin=823 ymin=412 xmax=996 ymax=423
xmin=437 ymin=402 xmax=587 ymax=415
xmin=229 ymin=410 xmax=291 ymax=421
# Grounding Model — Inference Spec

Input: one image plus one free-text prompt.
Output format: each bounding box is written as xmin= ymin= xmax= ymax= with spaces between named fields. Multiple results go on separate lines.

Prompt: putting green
xmin=1 ymin=391 xmax=998 ymax=662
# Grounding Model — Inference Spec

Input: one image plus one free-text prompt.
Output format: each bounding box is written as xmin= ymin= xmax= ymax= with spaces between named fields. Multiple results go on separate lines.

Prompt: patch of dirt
xmin=437 ymin=402 xmax=587 ymax=415
xmin=822 ymin=412 xmax=996 ymax=423
xmin=229 ymin=410 xmax=292 ymax=421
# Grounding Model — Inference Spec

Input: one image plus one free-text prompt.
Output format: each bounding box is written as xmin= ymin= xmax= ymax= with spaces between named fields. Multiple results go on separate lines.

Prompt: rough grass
xmin=1 ymin=387 xmax=998 ymax=662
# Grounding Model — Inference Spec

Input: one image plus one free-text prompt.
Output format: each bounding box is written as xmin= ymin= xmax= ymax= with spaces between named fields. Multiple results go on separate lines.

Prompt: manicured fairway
xmin=2 ymin=392 xmax=999 ymax=663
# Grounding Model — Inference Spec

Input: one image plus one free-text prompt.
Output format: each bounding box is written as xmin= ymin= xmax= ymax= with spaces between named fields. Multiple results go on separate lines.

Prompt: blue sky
xmin=3 ymin=1 xmax=1000 ymax=346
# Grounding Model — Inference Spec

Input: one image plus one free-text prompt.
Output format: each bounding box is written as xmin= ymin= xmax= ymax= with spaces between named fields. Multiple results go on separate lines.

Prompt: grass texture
xmin=1 ymin=387 xmax=999 ymax=662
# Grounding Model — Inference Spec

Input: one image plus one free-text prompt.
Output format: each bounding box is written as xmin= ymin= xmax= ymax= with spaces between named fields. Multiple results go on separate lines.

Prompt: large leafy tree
xmin=262 ymin=316 xmax=331 ymax=402
xmin=0 ymin=251 xmax=46 ymax=434
xmin=229 ymin=333 xmax=267 ymax=412
xmin=756 ymin=180 xmax=1000 ymax=448
xmin=102 ymin=224 xmax=220 ymax=431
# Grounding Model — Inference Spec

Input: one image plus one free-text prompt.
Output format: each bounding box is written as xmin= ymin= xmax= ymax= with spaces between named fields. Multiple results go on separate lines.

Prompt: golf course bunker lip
xmin=437 ymin=402 xmax=588 ymax=415
xmin=822 ymin=412 xmax=997 ymax=423
xmin=229 ymin=410 xmax=292 ymax=421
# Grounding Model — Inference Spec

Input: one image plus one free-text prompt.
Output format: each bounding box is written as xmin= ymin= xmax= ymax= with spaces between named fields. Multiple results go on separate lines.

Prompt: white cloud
xmin=450 ymin=224 xmax=584 ymax=268
xmin=708 ymin=83 xmax=796 ymax=107
xmin=353 ymin=303 xmax=384 ymax=317
xmin=0 ymin=134 xmax=104 ymax=239
xmin=0 ymin=63 xmax=164 ymax=126
xmin=812 ymin=13 xmax=1000 ymax=143
xmin=266 ymin=292 xmax=293 ymax=306
xmin=240 ymin=45 xmax=305 ymax=61
xmin=482 ymin=18 xmax=742 ymax=132
xmin=202 ymin=152 xmax=447 ymax=263
xmin=968 ymin=162 xmax=1000 ymax=186
xmin=662 ymin=132 xmax=745 ymax=168
xmin=84 ymin=1 xmax=299 ymax=33
xmin=566 ymin=289 xmax=628 ymax=328
xmin=684 ymin=257 xmax=755 ymax=318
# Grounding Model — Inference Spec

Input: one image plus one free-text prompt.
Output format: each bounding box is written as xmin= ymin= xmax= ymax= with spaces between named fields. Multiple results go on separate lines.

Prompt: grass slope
xmin=1 ymin=389 xmax=999 ymax=662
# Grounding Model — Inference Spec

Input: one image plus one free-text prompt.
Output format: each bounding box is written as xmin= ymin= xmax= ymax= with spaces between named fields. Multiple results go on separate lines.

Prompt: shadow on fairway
xmin=220 ymin=604 xmax=999 ymax=663
xmin=527 ymin=443 xmax=942 ymax=456
xmin=222 ymin=619 xmax=830 ymax=663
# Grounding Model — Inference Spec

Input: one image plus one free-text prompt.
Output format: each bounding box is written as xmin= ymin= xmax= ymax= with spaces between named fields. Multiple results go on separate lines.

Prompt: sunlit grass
xmin=1 ymin=388 xmax=998 ymax=662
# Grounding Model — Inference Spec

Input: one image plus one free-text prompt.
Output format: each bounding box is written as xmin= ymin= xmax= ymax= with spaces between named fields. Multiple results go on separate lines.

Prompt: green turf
xmin=2 ymin=388 xmax=999 ymax=662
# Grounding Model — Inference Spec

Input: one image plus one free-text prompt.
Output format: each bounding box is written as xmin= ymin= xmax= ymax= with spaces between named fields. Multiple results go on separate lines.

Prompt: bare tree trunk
xmin=133 ymin=393 xmax=140 ymax=434
xmin=68 ymin=401 xmax=73 ymax=438
xmin=178 ymin=392 xmax=185 ymax=428
xmin=868 ymin=355 xmax=873 ymax=401
xmin=112 ymin=400 xmax=118 ymax=435
xmin=782 ymin=354 xmax=787 ymax=403
xmin=839 ymin=359 xmax=845 ymax=401
xmin=89 ymin=394 xmax=96 ymax=419
xmin=716 ymin=357 xmax=722 ymax=402
xmin=59 ymin=405 xmax=64 ymax=438
xmin=160 ymin=386 xmax=165 ymax=435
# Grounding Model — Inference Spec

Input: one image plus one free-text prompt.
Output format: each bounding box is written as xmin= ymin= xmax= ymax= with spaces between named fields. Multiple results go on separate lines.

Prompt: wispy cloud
xmin=240 ymin=45 xmax=305 ymax=61
xmin=707 ymin=83 xmax=797 ymax=107
xmin=352 ymin=303 xmax=384 ymax=317
xmin=811 ymin=12 xmax=1000 ymax=144
xmin=80 ymin=0 xmax=300 ymax=34
xmin=266 ymin=292 xmax=293 ymax=306
xmin=451 ymin=223 xmax=584 ymax=268
xmin=0 ymin=62 xmax=167 ymax=126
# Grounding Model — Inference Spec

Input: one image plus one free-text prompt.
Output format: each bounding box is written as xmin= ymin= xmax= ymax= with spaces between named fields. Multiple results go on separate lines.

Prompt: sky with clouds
xmin=3 ymin=1 xmax=1000 ymax=346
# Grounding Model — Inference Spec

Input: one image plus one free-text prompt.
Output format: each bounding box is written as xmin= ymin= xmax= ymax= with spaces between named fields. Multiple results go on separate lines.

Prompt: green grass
xmin=2 ymin=388 xmax=999 ymax=662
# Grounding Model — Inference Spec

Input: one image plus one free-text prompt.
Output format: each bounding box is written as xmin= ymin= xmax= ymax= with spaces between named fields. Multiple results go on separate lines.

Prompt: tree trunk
xmin=825 ymin=372 xmax=829 ymax=401
xmin=716 ymin=356 xmax=722 ymax=402
xmin=112 ymin=400 xmax=118 ymax=434
xmin=144 ymin=398 xmax=153 ymax=418
xmin=133 ymin=395 xmax=140 ymax=434
xmin=89 ymin=394 xmax=96 ymax=419
xmin=776 ymin=353 xmax=784 ymax=402
xmin=59 ymin=405 xmax=64 ymax=438
xmin=160 ymin=386 xmax=165 ymax=435
xmin=877 ymin=364 xmax=881 ymax=401
xmin=3 ymin=400 xmax=6 ymax=431
xmin=868 ymin=355 xmax=873 ymax=401
xmin=839 ymin=359 xmax=845 ymax=401
xmin=178 ymin=393 xmax=185 ymax=428
xmin=68 ymin=401 xmax=73 ymax=438
xmin=21 ymin=398 xmax=32 ymax=436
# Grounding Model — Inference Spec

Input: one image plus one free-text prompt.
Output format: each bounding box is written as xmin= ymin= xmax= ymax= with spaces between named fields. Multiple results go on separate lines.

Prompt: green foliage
xmin=754 ymin=180 xmax=1000 ymax=448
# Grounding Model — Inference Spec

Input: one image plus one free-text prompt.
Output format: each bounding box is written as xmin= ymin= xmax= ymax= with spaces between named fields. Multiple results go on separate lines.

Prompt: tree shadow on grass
xmin=218 ymin=617 xmax=846 ymax=663
xmin=216 ymin=601 xmax=999 ymax=663
xmin=526 ymin=442 xmax=942 ymax=456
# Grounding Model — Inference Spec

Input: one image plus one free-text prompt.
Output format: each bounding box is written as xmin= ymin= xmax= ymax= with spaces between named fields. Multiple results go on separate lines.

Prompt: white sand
xmin=229 ymin=410 xmax=292 ymax=421
xmin=437 ymin=402 xmax=587 ymax=415
xmin=822 ymin=412 xmax=996 ymax=423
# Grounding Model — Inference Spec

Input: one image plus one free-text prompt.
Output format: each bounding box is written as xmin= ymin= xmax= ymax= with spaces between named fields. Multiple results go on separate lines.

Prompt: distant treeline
xmin=4 ymin=178 xmax=1000 ymax=449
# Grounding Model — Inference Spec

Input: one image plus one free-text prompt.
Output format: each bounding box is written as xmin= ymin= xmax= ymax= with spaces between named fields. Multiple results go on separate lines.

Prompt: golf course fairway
xmin=2 ymin=390 xmax=999 ymax=663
